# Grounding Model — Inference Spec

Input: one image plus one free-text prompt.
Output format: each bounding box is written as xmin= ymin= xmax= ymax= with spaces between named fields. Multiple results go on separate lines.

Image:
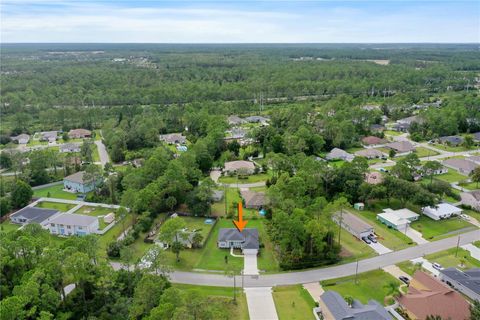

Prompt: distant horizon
xmin=2 ymin=1 xmax=478 ymax=43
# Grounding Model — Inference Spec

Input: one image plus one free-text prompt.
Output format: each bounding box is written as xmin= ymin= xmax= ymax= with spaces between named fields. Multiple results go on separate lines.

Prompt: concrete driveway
xmin=462 ymin=243 xmax=480 ymax=261
xmin=244 ymin=252 xmax=259 ymax=275
xmin=382 ymin=265 xmax=410 ymax=280
xmin=369 ymin=242 xmax=393 ymax=255
xmin=410 ymin=257 xmax=440 ymax=277
xmin=244 ymin=287 xmax=278 ymax=320
xmin=405 ymin=228 xmax=429 ymax=244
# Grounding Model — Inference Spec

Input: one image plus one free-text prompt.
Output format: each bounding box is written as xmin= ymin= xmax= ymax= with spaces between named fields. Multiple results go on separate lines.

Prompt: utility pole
xmin=455 ymin=235 xmax=461 ymax=257
xmin=337 ymin=208 xmax=344 ymax=245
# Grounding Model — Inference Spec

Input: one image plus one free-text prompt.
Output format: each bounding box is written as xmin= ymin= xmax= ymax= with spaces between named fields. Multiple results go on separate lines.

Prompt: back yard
xmin=33 ymin=183 xmax=78 ymax=200
xmin=35 ymin=201 xmax=75 ymax=212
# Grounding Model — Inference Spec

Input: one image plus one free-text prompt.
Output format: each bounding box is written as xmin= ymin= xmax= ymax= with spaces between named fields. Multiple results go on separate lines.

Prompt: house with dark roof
xmin=439 ymin=268 xmax=480 ymax=301
xmin=438 ymin=135 xmax=464 ymax=146
xmin=10 ymin=207 xmax=60 ymax=226
xmin=361 ymin=136 xmax=387 ymax=146
xmin=370 ymin=124 xmax=385 ymax=133
xmin=460 ymin=190 xmax=480 ymax=211
xmin=40 ymin=131 xmax=58 ymax=143
xmin=385 ymin=141 xmax=415 ymax=156
xmin=397 ymin=271 xmax=471 ymax=320
xmin=63 ymin=171 xmax=102 ymax=193
xmin=59 ymin=143 xmax=81 ymax=153
xmin=391 ymin=115 xmax=424 ymax=132
xmin=240 ymin=189 xmax=266 ymax=209
xmin=473 ymin=132 xmax=480 ymax=142
xmin=319 ymin=291 xmax=391 ymax=320
xmin=442 ymin=158 xmax=478 ymax=175
xmin=326 ymin=148 xmax=354 ymax=162
xmin=159 ymin=133 xmax=187 ymax=145
xmin=332 ymin=211 xmax=374 ymax=240
xmin=218 ymin=228 xmax=259 ymax=254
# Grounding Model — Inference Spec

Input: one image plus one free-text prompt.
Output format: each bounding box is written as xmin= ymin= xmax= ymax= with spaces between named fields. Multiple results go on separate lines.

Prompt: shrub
xmin=107 ymin=241 xmax=122 ymax=258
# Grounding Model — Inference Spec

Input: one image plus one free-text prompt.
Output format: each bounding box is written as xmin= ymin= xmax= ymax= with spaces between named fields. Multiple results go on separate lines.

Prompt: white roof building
xmin=377 ymin=208 xmax=419 ymax=231
xmin=48 ymin=213 xmax=99 ymax=236
xmin=422 ymin=203 xmax=462 ymax=221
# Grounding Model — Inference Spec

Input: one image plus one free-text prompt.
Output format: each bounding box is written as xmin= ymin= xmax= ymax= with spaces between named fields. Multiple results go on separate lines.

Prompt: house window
xmin=67 ymin=226 xmax=71 ymax=229
xmin=51 ymin=223 xmax=55 ymax=227
xmin=78 ymin=226 xmax=83 ymax=230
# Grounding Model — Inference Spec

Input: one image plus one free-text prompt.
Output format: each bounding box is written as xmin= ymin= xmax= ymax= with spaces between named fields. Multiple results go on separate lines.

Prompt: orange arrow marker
xmin=233 ymin=202 xmax=248 ymax=232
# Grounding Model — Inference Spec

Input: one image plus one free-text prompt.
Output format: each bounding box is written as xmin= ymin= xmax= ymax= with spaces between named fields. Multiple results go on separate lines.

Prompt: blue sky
xmin=1 ymin=1 xmax=479 ymax=43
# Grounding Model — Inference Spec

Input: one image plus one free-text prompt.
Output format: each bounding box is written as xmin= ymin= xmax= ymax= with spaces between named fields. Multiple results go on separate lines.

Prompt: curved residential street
xmin=111 ymin=228 xmax=480 ymax=288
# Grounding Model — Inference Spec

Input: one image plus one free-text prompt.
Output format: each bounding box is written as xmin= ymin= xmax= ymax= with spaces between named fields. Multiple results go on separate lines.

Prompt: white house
xmin=460 ymin=190 xmax=480 ymax=211
xmin=377 ymin=208 xmax=419 ymax=231
xmin=422 ymin=203 xmax=462 ymax=221
xmin=48 ymin=213 xmax=99 ymax=236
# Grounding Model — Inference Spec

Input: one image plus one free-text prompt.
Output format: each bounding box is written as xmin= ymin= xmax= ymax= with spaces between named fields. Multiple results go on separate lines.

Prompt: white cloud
xmin=1 ymin=1 xmax=478 ymax=43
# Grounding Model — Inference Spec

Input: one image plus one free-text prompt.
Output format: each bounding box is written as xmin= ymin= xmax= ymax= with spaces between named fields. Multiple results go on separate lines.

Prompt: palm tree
xmin=384 ymin=281 xmax=401 ymax=305
xmin=470 ymin=167 xmax=480 ymax=188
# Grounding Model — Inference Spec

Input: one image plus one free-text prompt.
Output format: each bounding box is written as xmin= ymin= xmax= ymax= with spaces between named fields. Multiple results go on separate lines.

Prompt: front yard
xmin=320 ymin=269 xmax=401 ymax=306
xmin=425 ymin=247 xmax=480 ymax=269
xmin=272 ymin=285 xmax=316 ymax=320
xmin=35 ymin=201 xmax=76 ymax=212
xmin=338 ymin=228 xmax=376 ymax=262
xmin=218 ymin=172 xmax=271 ymax=184
xmin=410 ymin=215 xmax=474 ymax=240
xmin=414 ymin=147 xmax=439 ymax=158
xmin=434 ymin=169 xmax=467 ymax=183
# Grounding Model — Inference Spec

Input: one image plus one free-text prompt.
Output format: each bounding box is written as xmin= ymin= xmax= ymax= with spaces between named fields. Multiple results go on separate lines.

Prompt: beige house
xmin=223 ymin=160 xmax=255 ymax=175
xmin=68 ymin=128 xmax=92 ymax=139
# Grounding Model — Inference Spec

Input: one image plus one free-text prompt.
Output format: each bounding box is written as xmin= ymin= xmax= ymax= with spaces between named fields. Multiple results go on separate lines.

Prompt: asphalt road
xmin=94 ymin=139 xmax=110 ymax=167
xmin=111 ymin=229 xmax=479 ymax=288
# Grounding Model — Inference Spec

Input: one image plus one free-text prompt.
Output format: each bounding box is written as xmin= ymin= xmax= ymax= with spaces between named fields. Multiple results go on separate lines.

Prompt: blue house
xmin=63 ymin=171 xmax=101 ymax=193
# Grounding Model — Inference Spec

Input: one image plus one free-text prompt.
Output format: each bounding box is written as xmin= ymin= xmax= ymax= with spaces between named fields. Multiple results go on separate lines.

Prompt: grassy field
xmin=434 ymin=169 xmax=468 ymax=183
xmin=384 ymin=130 xmax=403 ymax=136
xmin=218 ymin=173 xmax=270 ymax=184
xmin=211 ymin=187 xmax=261 ymax=219
xmin=426 ymin=247 xmax=480 ymax=269
xmin=414 ymin=147 xmax=439 ymax=158
xmin=464 ymin=209 xmax=480 ymax=223
xmin=410 ymin=215 xmax=474 ymax=240
xmin=0 ymin=220 xmax=20 ymax=233
xmin=432 ymin=143 xmax=471 ymax=152
xmin=338 ymin=228 xmax=376 ymax=262
xmin=397 ymin=261 xmax=423 ymax=276
xmin=272 ymin=285 xmax=316 ymax=320
xmin=33 ymin=183 xmax=78 ymax=200
xmin=458 ymin=181 xmax=480 ymax=191
xmin=321 ymin=269 xmax=401 ymax=306
xmin=91 ymin=143 xmax=100 ymax=162
xmin=35 ymin=201 xmax=76 ymax=212
xmin=172 ymin=284 xmax=249 ymax=320
xmin=352 ymin=210 xmax=414 ymax=249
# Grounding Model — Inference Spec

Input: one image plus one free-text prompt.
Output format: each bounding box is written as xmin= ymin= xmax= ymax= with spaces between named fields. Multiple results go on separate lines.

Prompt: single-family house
xmin=442 ymin=158 xmax=478 ymax=175
xmin=40 ymin=131 xmax=58 ymax=143
xmin=224 ymin=127 xmax=247 ymax=140
xmin=318 ymin=291 xmax=392 ymax=320
xmin=326 ymin=148 xmax=355 ymax=162
xmin=240 ymin=189 xmax=266 ymax=209
xmin=159 ymin=133 xmax=187 ymax=145
xmin=227 ymin=115 xmax=246 ymax=126
xmin=391 ymin=115 xmax=424 ymax=132
xmin=224 ymin=160 xmax=255 ymax=175
xmin=217 ymin=228 xmax=259 ymax=254
xmin=473 ymin=132 xmax=480 ymax=143
xmin=244 ymin=116 xmax=269 ymax=124
xmin=211 ymin=190 xmax=224 ymax=202
xmin=397 ymin=271 xmax=471 ymax=320
xmin=365 ymin=171 xmax=384 ymax=184
xmin=385 ymin=141 xmax=415 ymax=156
xmin=68 ymin=128 xmax=92 ymax=139
xmin=10 ymin=207 xmax=60 ymax=226
xmin=63 ymin=171 xmax=102 ymax=193
xmin=439 ymin=268 xmax=480 ymax=302
xmin=422 ymin=203 xmax=462 ymax=220
xmin=377 ymin=208 xmax=419 ymax=231
xmin=11 ymin=134 xmax=30 ymax=145
xmin=59 ymin=143 xmax=81 ymax=153
xmin=438 ymin=135 xmax=464 ymax=146
xmin=332 ymin=212 xmax=374 ymax=240
xmin=370 ymin=124 xmax=385 ymax=133
xmin=355 ymin=148 xmax=386 ymax=159
xmin=361 ymin=136 xmax=387 ymax=146
xmin=156 ymin=229 xmax=200 ymax=249
xmin=48 ymin=213 xmax=99 ymax=236
xmin=460 ymin=190 xmax=480 ymax=211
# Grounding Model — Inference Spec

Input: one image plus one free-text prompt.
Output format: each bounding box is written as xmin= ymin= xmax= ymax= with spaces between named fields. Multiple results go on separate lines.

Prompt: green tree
xmin=470 ymin=167 xmax=480 ymax=188
xmin=422 ymin=161 xmax=443 ymax=185
xmin=10 ymin=180 xmax=33 ymax=209
xmin=159 ymin=217 xmax=187 ymax=262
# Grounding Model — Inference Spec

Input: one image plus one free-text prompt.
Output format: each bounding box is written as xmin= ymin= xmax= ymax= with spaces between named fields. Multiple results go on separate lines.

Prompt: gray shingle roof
xmin=50 ymin=213 xmax=98 ymax=226
xmin=11 ymin=207 xmax=59 ymax=224
xmin=321 ymin=291 xmax=391 ymax=320
xmin=218 ymin=228 xmax=259 ymax=249
xmin=64 ymin=171 xmax=92 ymax=184
xmin=440 ymin=267 xmax=480 ymax=296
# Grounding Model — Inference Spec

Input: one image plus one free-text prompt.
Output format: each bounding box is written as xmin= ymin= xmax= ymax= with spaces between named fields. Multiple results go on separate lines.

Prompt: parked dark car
xmin=399 ymin=276 xmax=410 ymax=285
xmin=367 ymin=234 xmax=377 ymax=243
xmin=361 ymin=236 xmax=371 ymax=244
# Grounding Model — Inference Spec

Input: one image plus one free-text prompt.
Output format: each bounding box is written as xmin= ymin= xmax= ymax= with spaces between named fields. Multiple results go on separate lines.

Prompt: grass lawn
xmin=35 ymin=201 xmax=76 ymax=212
xmin=272 ymin=285 xmax=316 ymax=320
xmin=329 ymin=160 xmax=346 ymax=168
xmin=434 ymin=169 xmax=468 ymax=183
xmin=432 ymin=144 xmax=471 ymax=152
xmin=211 ymin=187 xmax=261 ymax=219
xmin=195 ymin=219 xmax=280 ymax=273
xmin=338 ymin=228 xmax=376 ymax=262
xmin=385 ymin=130 xmax=403 ymax=136
xmin=97 ymin=214 xmax=135 ymax=259
xmin=464 ymin=209 xmax=480 ymax=222
xmin=218 ymin=173 xmax=271 ymax=184
xmin=459 ymin=181 xmax=480 ymax=191
xmin=426 ymin=247 xmax=480 ymax=269
xmin=0 ymin=221 xmax=20 ymax=233
xmin=351 ymin=210 xmax=414 ymax=250
xmin=74 ymin=206 xmax=117 ymax=230
xmin=173 ymin=284 xmax=249 ymax=320
xmin=321 ymin=269 xmax=401 ymax=306
xmin=250 ymin=186 xmax=267 ymax=192
xmin=33 ymin=184 xmax=78 ymax=200
xmin=414 ymin=147 xmax=439 ymax=158
xmin=397 ymin=261 xmax=423 ymax=276
xmin=410 ymin=215 xmax=474 ymax=240
xmin=92 ymin=143 xmax=100 ymax=162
